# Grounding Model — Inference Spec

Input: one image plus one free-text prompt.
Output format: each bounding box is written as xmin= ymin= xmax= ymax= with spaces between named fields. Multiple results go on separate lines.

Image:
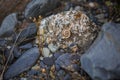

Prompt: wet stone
xmin=24 ymin=0 xmax=60 ymax=18
xmin=0 ymin=13 xmax=18 ymax=37
xmin=42 ymin=57 xmax=54 ymax=66
xmin=55 ymin=53 xmax=80 ymax=72
xmin=17 ymin=23 xmax=37 ymax=42
xmin=19 ymin=43 xmax=33 ymax=50
xmin=27 ymin=69 xmax=40 ymax=76
xmin=13 ymin=46 xmax=21 ymax=58
xmin=81 ymin=23 xmax=120 ymax=80
xmin=4 ymin=47 xmax=40 ymax=79
xmin=53 ymin=52 xmax=64 ymax=60
xmin=39 ymin=61 xmax=46 ymax=68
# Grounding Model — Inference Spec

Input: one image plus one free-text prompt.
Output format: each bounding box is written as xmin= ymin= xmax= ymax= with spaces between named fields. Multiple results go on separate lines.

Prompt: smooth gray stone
xmin=24 ymin=0 xmax=59 ymax=18
xmin=19 ymin=43 xmax=33 ymax=50
xmin=13 ymin=46 xmax=21 ymax=58
xmin=55 ymin=53 xmax=80 ymax=72
xmin=54 ymin=52 xmax=63 ymax=60
xmin=4 ymin=47 xmax=40 ymax=79
xmin=43 ymin=57 xmax=54 ymax=66
xmin=0 ymin=13 xmax=17 ymax=37
xmin=81 ymin=22 xmax=120 ymax=80
xmin=17 ymin=23 xmax=37 ymax=42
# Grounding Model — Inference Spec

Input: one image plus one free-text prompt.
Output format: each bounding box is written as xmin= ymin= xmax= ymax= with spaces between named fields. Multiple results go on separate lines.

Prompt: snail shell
xmin=62 ymin=29 xmax=71 ymax=39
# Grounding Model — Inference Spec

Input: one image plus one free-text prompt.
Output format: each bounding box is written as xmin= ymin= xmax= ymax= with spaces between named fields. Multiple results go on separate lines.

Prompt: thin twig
xmin=0 ymin=31 xmax=22 ymax=80
xmin=17 ymin=37 xmax=36 ymax=45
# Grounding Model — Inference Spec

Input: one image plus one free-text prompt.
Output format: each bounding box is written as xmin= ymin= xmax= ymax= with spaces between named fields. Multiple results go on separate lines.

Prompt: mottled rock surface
xmin=37 ymin=10 xmax=99 ymax=55
xmin=81 ymin=22 xmax=120 ymax=80
xmin=4 ymin=47 xmax=40 ymax=79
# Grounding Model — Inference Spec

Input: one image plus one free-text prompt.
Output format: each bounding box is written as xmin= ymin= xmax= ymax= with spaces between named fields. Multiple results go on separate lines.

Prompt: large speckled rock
xmin=37 ymin=10 xmax=99 ymax=55
xmin=4 ymin=47 xmax=40 ymax=79
xmin=81 ymin=23 xmax=120 ymax=80
xmin=24 ymin=0 xmax=59 ymax=18
xmin=0 ymin=13 xmax=17 ymax=37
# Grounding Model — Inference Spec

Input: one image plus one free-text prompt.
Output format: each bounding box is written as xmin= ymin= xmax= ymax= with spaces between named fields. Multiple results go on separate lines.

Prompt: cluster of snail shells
xmin=36 ymin=10 xmax=99 ymax=54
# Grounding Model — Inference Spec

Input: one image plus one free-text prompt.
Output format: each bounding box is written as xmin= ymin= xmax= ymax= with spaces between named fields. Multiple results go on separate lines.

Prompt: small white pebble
xmin=7 ymin=46 xmax=11 ymax=49
xmin=40 ymin=56 xmax=43 ymax=60
xmin=89 ymin=2 xmax=95 ymax=8
xmin=20 ymin=78 xmax=27 ymax=80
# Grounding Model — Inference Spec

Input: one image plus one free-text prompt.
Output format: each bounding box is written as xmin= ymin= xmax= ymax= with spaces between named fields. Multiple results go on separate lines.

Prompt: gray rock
xmin=0 ymin=13 xmax=17 ymax=37
xmin=95 ymin=14 xmax=104 ymax=19
xmin=27 ymin=69 xmax=40 ymax=76
xmin=43 ymin=57 xmax=54 ymax=66
xmin=17 ymin=23 xmax=37 ymax=42
xmin=42 ymin=47 xmax=50 ymax=57
xmin=20 ymin=78 xmax=27 ymax=80
xmin=48 ymin=43 xmax=59 ymax=53
xmin=81 ymin=22 xmax=120 ymax=80
xmin=24 ymin=0 xmax=59 ymax=18
xmin=74 ymin=6 xmax=83 ymax=11
xmin=54 ymin=52 xmax=64 ymax=60
xmin=55 ymin=53 xmax=80 ymax=72
xmin=4 ymin=47 xmax=40 ymax=79
xmin=95 ymin=13 xmax=107 ymax=23
xmin=19 ymin=43 xmax=33 ymax=50
xmin=39 ymin=61 xmax=46 ymax=68
xmin=13 ymin=46 xmax=21 ymax=58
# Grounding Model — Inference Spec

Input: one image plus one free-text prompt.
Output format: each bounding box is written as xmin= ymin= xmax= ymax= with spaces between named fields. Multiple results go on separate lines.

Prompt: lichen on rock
xmin=36 ymin=10 xmax=100 ymax=55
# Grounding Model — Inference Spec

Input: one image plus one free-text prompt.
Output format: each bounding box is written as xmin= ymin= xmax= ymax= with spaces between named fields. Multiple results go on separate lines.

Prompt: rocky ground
xmin=0 ymin=0 xmax=120 ymax=80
